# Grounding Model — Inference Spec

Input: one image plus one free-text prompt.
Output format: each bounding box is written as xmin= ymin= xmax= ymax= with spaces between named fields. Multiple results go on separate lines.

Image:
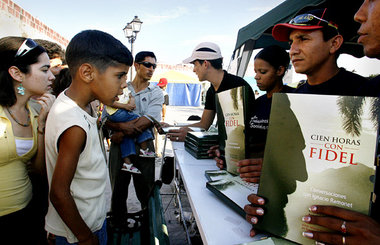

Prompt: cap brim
xmin=182 ymin=56 xmax=196 ymax=64
xmin=272 ymin=23 xmax=323 ymax=42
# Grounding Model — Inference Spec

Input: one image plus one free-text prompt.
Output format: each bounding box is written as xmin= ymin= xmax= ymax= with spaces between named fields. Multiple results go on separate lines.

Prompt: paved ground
xmin=106 ymin=105 xmax=205 ymax=245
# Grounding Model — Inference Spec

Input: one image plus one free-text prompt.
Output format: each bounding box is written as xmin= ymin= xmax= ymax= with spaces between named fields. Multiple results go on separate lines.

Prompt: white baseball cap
xmin=183 ymin=42 xmax=223 ymax=64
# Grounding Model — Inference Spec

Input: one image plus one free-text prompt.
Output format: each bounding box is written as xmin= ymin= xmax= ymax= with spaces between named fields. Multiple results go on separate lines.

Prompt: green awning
xmin=234 ymin=0 xmax=364 ymax=57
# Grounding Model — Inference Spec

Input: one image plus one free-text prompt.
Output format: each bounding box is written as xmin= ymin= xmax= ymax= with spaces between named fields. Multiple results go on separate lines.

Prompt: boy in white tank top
xmin=44 ymin=30 xmax=134 ymax=244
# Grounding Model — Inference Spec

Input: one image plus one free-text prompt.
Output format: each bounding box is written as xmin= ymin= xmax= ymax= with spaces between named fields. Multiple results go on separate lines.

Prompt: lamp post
xmin=123 ymin=16 xmax=143 ymax=81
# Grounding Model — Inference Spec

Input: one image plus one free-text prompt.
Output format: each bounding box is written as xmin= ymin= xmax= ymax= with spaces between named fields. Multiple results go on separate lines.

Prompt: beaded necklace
xmin=6 ymin=105 xmax=31 ymax=127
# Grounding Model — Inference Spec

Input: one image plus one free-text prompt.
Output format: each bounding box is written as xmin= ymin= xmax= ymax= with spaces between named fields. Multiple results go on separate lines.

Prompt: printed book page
xmin=257 ymin=93 xmax=378 ymax=244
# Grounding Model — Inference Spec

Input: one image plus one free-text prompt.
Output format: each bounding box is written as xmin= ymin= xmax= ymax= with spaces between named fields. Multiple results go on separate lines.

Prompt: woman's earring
xmin=17 ymin=83 xmax=25 ymax=95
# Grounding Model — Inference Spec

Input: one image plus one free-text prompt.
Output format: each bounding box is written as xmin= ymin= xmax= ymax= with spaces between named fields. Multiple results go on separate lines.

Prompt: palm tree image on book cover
xmin=257 ymin=93 xmax=379 ymax=244
xmin=216 ymin=86 xmax=247 ymax=175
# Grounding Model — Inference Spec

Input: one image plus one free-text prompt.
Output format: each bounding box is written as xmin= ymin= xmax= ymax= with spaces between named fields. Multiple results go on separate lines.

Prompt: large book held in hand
xmin=205 ymin=170 xmax=258 ymax=217
xmin=184 ymin=131 xmax=218 ymax=159
xmin=216 ymin=86 xmax=249 ymax=175
xmin=257 ymin=93 xmax=379 ymax=244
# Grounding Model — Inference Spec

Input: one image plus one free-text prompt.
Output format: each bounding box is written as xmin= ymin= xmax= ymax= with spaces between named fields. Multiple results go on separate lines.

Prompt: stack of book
xmin=184 ymin=131 xmax=219 ymax=159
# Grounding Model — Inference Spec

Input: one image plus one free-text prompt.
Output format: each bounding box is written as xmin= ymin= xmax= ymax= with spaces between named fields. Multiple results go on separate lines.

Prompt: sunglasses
xmin=289 ymin=14 xmax=339 ymax=31
xmin=15 ymin=38 xmax=39 ymax=58
xmin=138 ymin=61 xmax=157 ymax=69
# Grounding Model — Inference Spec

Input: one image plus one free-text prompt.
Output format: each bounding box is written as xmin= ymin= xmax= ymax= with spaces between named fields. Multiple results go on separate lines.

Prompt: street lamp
xmin=123 ymin=15 xmax=143 ymax=81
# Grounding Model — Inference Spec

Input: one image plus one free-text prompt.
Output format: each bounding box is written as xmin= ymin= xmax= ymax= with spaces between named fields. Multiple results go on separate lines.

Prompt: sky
xmin=12 ymin=0 xmax=286 ymax=65
xmin=11 ymin=0 xmax=380 ymax=81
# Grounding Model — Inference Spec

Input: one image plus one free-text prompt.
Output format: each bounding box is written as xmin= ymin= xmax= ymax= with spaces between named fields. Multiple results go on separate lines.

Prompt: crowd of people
xmin=1 ymin=0 xmax=380 ymax=244
xmin=165 ymin=2 xmax=380 ymax=245
xmin=0 ymin=30 xmax=163 ymax=244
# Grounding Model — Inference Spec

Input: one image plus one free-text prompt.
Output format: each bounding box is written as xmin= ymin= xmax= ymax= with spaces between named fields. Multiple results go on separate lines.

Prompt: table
xmin=172 ymin=142 xmax=269 ymax=245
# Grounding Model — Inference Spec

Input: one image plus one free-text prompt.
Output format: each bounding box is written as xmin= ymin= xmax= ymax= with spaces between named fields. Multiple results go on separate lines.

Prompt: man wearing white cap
xmin=166 ymin=42 xmax=254 ymax=142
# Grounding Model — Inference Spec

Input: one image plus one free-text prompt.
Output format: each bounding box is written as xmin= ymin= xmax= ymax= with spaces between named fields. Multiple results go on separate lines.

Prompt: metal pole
xmin=130 ymin=40 xmax=134 ymax=82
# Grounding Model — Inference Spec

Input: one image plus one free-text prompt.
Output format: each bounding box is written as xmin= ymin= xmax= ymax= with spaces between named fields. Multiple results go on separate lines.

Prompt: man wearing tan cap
xmin=166 ymin=42 xmax=254 ymax=142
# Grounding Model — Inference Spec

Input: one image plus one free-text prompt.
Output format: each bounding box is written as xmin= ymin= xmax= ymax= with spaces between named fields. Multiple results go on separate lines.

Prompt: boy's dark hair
xmin=65 ymin=30 xmax=133 ymax=77
xmin=135 ymin=51 xmax=156 ymax=63
xmin=0 ymin=36 xmax=45 ymax=106
xmin=35 ymin=39 xmax=65 ymax=60
xmin=197 ymin=58 xmax=223 ymax=70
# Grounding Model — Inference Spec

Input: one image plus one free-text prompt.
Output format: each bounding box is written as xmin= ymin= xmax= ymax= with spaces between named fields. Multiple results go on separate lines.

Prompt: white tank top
xmin=15 ymin=137 xmax=33 ymax=156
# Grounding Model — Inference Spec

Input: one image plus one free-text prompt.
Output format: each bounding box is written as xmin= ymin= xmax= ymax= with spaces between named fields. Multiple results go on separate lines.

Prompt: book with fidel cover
xmin=216 ymin=86 xmax=248 ymax=175
xmin=257 ymin=93 xmax=379 ymax=244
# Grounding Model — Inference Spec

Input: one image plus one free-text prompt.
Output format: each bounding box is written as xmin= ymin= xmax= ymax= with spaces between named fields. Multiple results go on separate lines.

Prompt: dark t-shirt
xmin=204 ymin=70 xmax=254 ymax=111
xmin=365 ymin=75 xmax=380 ymax=222
xmin=293 ymin=68 xmax=369 ymax=95
xmin=247 ymin=85 xmax=293 ymax=157
xmin=163 ymin=94 xmax=169 ymax=105
xmin=360 ymin=75 xmax=380 ymax=97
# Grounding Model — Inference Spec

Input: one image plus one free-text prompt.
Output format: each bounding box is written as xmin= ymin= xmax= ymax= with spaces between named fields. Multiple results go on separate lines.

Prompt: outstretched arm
xmin=187 ymin=109 xmax=215 ymax=130
xmin=162 ymin=104 xmax=167 ymax=121
xmin=167 ymin=109 xmax=215 ymax=142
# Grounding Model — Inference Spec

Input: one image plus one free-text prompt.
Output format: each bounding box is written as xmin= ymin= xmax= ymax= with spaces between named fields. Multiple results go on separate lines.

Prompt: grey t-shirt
xmin=127 ymin=81 xmax=164 ymax=122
